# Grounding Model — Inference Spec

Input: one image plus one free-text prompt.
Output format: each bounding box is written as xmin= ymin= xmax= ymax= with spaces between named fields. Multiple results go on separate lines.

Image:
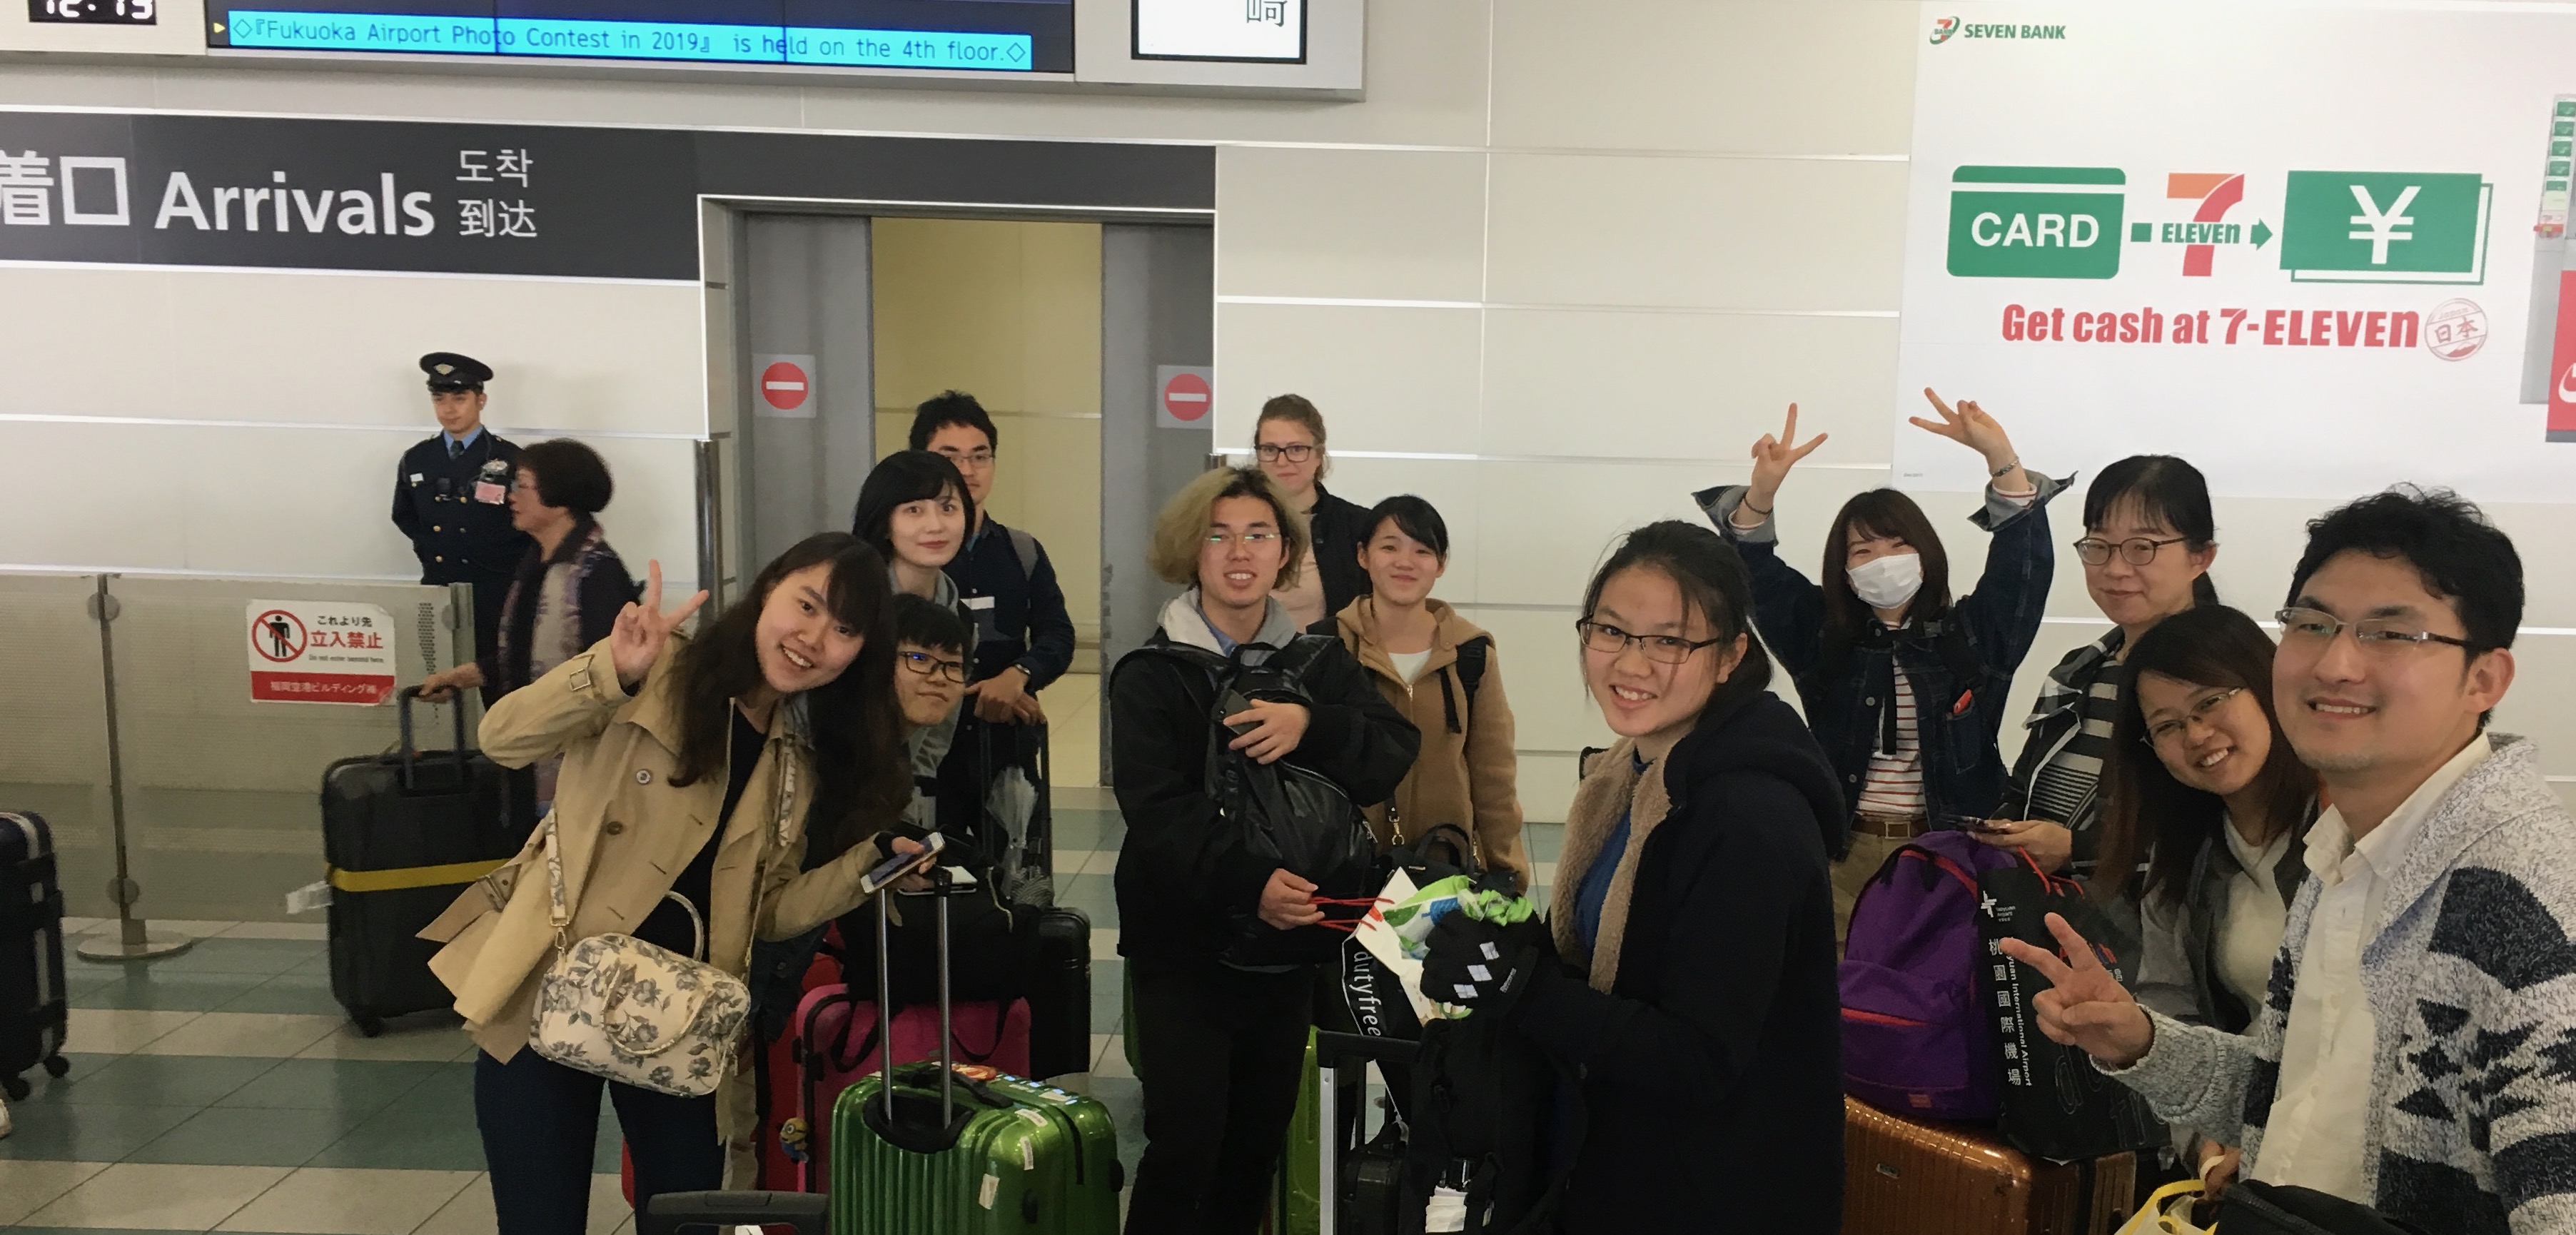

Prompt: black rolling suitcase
xmin=979 ymin=720 xmax=1091 ymax=1081
xmin=1024 ymin=903 xmax=1091 ymax=1082
xmin=318 ymin=687 xmax=523 ymax=1035
xmin=0 ymin=810 xmax=69 ymax=1100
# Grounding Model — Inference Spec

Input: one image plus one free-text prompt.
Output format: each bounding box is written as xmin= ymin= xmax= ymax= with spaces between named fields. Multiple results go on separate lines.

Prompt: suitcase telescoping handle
xmin=640 ymin=1190 xmax=825 ymax=1235
xmin=393 ymin=685 xmax=470 ymax=792
xmin=877 ymin=858 xmax=962 ymax=1126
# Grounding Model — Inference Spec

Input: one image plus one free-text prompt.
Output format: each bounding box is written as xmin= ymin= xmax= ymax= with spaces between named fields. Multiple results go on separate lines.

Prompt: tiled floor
xmin=4 ymin=800 xmax=1561 ymax=1234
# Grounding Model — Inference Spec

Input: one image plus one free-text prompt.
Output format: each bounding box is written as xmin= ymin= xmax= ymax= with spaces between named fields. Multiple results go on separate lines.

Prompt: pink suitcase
xmin=785 ymin=986 xmax=1031 ymax=1189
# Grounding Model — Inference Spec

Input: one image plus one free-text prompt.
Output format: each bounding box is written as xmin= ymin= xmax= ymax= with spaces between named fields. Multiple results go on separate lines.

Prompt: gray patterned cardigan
xmin=2105 ymin=734 xmax=2576 ymax=1234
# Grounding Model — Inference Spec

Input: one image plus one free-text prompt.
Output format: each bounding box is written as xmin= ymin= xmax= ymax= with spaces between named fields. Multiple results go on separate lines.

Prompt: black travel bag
xmin=318 ymin=686 xmax=522 ymax=1035
xmin=1974 ymin=852 xmax=2164 ymax=1161
xmin=0 ymin=810 xmax=70 ymax=1099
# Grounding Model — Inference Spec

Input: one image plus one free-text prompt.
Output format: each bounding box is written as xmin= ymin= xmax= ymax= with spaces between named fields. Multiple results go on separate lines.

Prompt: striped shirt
xmin=2026 ymin=657 xmax=2128 ymax=827
xmin=1854 ymin=665 xmax=1926 ymax=820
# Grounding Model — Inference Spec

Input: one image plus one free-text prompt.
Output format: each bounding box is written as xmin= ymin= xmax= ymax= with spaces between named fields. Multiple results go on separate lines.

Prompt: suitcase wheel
xmin=2 ymin=1074 xmax=27 ymax=1102
xmin=352 ymin=1014 xmax=385 ymax=1039
xmin=42 ymin=1055 xmax=69 ymax=1079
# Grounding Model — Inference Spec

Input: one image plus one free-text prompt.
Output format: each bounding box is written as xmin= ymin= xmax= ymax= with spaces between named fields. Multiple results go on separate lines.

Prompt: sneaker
xmin=0 ymin=1094 xmax=13 ymax=1140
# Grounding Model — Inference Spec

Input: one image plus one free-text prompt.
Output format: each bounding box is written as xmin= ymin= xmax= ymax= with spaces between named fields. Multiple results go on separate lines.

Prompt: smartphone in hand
xmin=859 ymin=832 xmax=945 ymax=896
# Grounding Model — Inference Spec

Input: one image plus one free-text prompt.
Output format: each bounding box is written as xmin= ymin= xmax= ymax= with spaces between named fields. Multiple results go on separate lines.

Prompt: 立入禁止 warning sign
xmin=246 ymin=600 xmax=398 ymax=705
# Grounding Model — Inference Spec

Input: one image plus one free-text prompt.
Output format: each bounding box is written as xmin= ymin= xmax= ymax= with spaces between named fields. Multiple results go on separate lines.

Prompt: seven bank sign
xmin=1946 ymin=165 xmax=2493 ymax=285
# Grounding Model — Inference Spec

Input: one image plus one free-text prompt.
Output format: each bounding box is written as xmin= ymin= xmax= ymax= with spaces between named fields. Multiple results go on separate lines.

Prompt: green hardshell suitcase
xmin=827 ymin=866 xmax=1121 ymax=1234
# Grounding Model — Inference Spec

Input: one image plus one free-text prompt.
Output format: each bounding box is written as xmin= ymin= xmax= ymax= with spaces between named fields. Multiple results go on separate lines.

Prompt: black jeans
xmin=1126 ymin=959 xmax=1313 ymax=1235
xmin=475 ymin=1049 xmax=722 ymax=1235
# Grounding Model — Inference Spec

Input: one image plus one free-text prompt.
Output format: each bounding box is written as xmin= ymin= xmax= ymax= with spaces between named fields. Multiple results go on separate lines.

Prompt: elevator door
xmin=1098 ymin=223 xmax=1216 ymax=780
xmin=736 ymin=214 xmax=879 ymax=570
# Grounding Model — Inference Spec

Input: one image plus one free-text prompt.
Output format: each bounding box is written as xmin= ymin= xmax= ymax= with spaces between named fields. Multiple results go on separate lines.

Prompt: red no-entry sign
xmin=1161 ymin=370 xmax=1211 ymax=421
xmin=761 ymin=360 xmax=809 ymax=412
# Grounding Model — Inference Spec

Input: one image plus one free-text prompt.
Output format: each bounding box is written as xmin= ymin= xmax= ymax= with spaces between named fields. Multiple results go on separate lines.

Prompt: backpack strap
xmin=1006 ymin=526 xmax=1040 ymax=580
xmin=1440 ymin=636 xmax=1491 ymax=735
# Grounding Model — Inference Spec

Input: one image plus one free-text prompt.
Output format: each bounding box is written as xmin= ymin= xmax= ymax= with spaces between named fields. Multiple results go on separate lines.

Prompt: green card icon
xmin=1946 ymin=166 xmax=2126 ymax=280
xmin=2279 ymin=171 xmax=2490 ymax=284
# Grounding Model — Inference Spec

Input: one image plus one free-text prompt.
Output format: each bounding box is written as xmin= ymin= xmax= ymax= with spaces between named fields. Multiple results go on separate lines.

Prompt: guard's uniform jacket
xmin=393 ymin=430 xmax=530 ymax=662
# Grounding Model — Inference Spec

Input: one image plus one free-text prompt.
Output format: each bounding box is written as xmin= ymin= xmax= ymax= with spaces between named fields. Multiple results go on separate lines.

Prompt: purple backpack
xmin=1839 ymin=830 xmax=2018 ymax=1120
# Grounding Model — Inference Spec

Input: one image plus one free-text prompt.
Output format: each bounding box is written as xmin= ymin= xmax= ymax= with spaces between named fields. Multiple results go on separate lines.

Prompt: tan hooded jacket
xmin=1323 ymin=596 xmax=1532 ymax=892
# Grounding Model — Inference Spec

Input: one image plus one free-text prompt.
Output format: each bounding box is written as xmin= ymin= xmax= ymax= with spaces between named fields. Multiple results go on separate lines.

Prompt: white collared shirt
xmin=2251 ymin=734 xmax=2492 ymax=1200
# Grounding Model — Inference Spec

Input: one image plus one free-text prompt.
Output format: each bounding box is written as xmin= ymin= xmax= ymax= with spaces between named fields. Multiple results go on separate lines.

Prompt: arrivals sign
xmin=1898 ymin=4 xmax=2575 ymax=502
xmin=247 ymin=600 xmax=398 ymax=705
xmin=0 ymin=111 xmax=1213 ymax=281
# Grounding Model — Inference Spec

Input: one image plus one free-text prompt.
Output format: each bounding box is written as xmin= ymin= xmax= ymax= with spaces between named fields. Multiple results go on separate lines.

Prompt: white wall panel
xmin=1216 ymin=147 xmax=1487 ymax=302
xmin=1490 ymin=1 xmax=1916 ymax=156
xmin=0 ymin=266 xmax=703 ymax=435
xmin=1519 ymin=752 xmax=1581 ymax=827
xmin=1470 ymin=458 xmax=1715 ymax=608
xmin=1295 ymin=454 xmax=1482 ymax=602
xmin=1485 ymin=153 xmax=1908 ymax=311
xmin=1213 ymin=303 xmax=1482 ymax=455
xmin=1479 ymin=308 xmax=1900 ymax=459
xmin=1455 ymin=605 xmax=1612 ymax=756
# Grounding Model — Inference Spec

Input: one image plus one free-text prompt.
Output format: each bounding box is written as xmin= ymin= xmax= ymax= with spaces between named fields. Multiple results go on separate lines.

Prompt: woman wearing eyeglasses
xmin=852 ymin=451 xmax=976 ymax=837
xmin=1254 ymin=394 xmax=1375 ymax=627
xmin=1980 ymin=455 xmax=2218 ymax=888
xmin=1108 ymin=465 xmax=1417 ymax=1234
xmin=1698 ymin=391 xmax=2057 ymax=939
xmin=1415 ymin=520 xmax=1847 ymax=1231
xmin=2093 ymin=605 xmax=2316 ymax=1199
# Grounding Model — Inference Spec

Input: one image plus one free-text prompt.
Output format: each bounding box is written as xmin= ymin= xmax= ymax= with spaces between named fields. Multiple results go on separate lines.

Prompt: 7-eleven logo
xmin=2169 ymin=173 xmax=2245 ymax=276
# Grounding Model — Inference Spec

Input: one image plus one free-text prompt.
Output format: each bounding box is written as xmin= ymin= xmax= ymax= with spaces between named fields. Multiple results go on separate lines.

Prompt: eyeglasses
xmin=1575 ymin=618 xmax=1727 ymax=665
xmin=2143 ymin=686 xmax=2241 ymax=749
xmin=2274 ymin=607 xmax=2475 ymax=655
xmin=2073 ymin=535 xmax=2190 ymax=566
xmin=933 ymin=448 xmax=996 ymax=469
xmin=896 ymin=650 xmax=968 ymax=684
xmin=1205 ymin=531 xmax=1280 ymax=548
xmin=1255 ymin=443 xmax=1315 ymax=463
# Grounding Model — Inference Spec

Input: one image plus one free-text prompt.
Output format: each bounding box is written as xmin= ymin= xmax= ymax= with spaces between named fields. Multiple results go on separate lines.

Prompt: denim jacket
xmin=1694 ymin=475 xmax=2062 ymax=827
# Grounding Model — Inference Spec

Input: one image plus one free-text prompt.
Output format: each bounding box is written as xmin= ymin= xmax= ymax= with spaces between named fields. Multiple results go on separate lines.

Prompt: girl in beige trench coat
xmin=423 ymin=533 xmax=923 ymax=1234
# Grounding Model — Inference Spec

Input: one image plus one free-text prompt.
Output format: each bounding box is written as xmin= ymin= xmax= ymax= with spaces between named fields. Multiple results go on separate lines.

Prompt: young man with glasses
xmin=2003 ymin=487 xmax=2576 ymax=1234
xmin=909 ymin=391 xmax=1078 ymax=848
xmin=1108 ymin=465 xmax=1416 ymax=1234
xmin=889 ymin=593 xmax=973 ymax=829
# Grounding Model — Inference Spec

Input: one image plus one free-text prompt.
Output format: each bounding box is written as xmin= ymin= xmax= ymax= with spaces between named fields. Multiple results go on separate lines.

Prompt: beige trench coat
xmin=421 ymin=634 xmax=893 ymax=1181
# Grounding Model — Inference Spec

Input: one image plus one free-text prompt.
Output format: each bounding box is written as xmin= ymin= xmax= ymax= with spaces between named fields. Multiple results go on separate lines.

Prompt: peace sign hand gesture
xmin=1996 ymin=912 xmax=2156 ymax=1069
xmin=610 ymin=560 xmax=709 ymax=692
xmin=1744 ymin=403 xmax=1829 ymax=511
xmin=1911 ymin=388 xmax=2023 ymax=484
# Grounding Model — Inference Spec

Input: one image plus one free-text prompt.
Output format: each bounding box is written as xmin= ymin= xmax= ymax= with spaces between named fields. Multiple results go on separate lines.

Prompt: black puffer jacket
xmin=1107 ymin=595 xmax=1418 ymax=970
xmin=1516 ymin=691 xmax=1847 ymax=1234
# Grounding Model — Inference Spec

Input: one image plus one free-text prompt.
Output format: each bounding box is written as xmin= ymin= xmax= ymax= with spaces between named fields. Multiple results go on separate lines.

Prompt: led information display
xmin=206 ymin=0 xmax=1072 ymax=71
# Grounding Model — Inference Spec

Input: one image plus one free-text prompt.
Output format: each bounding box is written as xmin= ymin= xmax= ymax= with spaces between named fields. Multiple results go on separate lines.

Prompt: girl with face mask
xmin=1695 ymin=390 xmax=2063 ymax=939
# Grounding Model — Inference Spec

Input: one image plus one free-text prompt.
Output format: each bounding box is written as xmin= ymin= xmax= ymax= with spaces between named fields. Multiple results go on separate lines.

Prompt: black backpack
xmin=1125 ymin=634 xmax=1381 ymax=968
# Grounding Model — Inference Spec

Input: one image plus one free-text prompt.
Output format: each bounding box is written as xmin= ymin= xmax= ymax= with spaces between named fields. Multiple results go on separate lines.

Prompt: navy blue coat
xmin=392 ymin=429 xmax=530 ymax=586
xmin=1696 ymin=478 xmax=2060 ymax=826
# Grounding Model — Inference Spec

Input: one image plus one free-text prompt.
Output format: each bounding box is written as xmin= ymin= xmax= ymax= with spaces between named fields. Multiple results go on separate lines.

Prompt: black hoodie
xmin=1515 ymin=690 xmax=1847 ymax=1234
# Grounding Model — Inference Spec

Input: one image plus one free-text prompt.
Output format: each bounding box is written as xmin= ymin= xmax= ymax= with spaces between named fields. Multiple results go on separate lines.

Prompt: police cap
xmin=420 ymin=353 xmax=494 ymax=393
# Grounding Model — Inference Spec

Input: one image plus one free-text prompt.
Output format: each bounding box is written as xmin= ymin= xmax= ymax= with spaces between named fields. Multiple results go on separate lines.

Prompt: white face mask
xmin=1847 ymin=551 xmax=1924 ymax=612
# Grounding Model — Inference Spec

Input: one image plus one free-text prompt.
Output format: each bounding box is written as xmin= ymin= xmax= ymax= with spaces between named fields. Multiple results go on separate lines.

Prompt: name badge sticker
xmin=473 ymin=482 xmax=507 ymax=504
xmin=964 ymin=595 xmax=997 ymax=610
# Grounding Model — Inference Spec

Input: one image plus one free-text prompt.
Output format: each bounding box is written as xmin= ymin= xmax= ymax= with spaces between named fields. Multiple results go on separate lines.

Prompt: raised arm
xmin=1693 ymin=403 xmax=1831 ymax=677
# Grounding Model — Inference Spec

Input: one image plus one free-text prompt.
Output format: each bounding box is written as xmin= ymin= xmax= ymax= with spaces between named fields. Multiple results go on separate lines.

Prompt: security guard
xmin=392 ymin=353 xmax=530 ymax=683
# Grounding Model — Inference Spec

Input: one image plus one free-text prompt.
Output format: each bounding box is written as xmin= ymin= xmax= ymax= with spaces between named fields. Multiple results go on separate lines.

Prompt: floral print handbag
xmin=527 ymin=819 xmax=750 ymax=1097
